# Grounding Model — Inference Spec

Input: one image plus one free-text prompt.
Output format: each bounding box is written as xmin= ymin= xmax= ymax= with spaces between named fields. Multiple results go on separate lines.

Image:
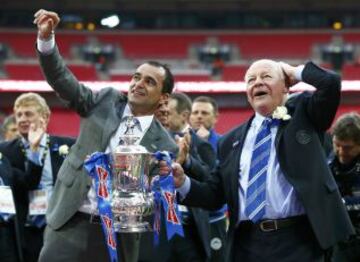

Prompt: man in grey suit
xmin=34 ymin=9 xmax=177 ymax=262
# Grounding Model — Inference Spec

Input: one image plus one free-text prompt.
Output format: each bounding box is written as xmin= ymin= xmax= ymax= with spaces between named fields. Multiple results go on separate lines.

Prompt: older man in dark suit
xmin=165 ymin=60 xmax=354 ymax=261
xmin=34 ymin=9 xmax=178 ymax=262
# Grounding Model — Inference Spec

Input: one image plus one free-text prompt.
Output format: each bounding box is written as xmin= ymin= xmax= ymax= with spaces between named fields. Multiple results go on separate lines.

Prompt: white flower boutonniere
xmin=272 ymin=106 xmax=291 ymax=121
xmin=0 ymin=152 xmax=2 ymax=160
xmin=58 ymin=145 xmax=69 ymax=156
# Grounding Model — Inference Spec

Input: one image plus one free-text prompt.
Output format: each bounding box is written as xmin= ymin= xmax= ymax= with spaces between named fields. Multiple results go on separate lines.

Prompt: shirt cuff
xmin=27 ymin=151 xmax=42 ymax=166
xmin=294 ymin=65 xmax=305 ymax=81
xmin=176 ymin=175 xmax=191 ymax=201
xmin=37 ymin=34 xmax=55 ymax=54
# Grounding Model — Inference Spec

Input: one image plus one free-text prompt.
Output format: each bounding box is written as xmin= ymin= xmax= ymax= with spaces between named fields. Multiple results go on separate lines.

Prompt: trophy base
xmin=114 ymin=221 xmax=152 ymax=233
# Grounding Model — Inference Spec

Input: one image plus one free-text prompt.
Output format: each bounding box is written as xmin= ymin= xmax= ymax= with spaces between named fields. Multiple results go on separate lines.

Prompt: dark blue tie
xmin=29 ymin=214 xmax=46 ymax=228
xmin=245 ymin=118 xmax=274 ymax=222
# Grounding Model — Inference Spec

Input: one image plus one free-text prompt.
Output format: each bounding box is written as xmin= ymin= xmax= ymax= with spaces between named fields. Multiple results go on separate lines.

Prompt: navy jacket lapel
xmin=228 ymin=118 xmax=252 ymax=220
xmin=49 ymin=136 xmax=61 ymax=183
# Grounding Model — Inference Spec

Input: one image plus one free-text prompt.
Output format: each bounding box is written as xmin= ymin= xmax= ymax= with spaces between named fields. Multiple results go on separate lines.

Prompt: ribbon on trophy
xmin=152 ymin=151 xmax=184 ymax=244
xmin=84 ymin=152 xmax=118 ymax=262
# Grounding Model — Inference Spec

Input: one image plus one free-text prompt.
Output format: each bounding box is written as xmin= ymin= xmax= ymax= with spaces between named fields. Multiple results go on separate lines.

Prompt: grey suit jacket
xmin=38 ymin=46 xmax=178 ymax=230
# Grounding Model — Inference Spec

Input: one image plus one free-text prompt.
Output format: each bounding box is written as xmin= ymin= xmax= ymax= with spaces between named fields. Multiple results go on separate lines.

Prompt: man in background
xmin=190 ymin=95 xmax=227 ymax=261
xmin=2 ymin=114 xmax=19 ymax=141
xmin=0 ymin=92 xmax=75 ymax=262
xmin=0 ymin=154 xmax=23 ymax=262
xmin=140 ymin=92 xmax=215 ymax=262
xmin=167 ymin=92 xmax=214 ymax=261
xmin=329 ymin=112 xmax=360 ymax=262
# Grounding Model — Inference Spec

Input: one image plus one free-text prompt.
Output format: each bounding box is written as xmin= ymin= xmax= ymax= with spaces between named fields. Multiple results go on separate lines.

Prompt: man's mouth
xmin=253 ymin=90 xmax=268 ymax=98
xmin=132 ymin=90 xmax=145 ymax=96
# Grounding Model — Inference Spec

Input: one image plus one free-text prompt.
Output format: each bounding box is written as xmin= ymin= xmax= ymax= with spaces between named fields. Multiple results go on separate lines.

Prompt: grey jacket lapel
xmin=140 ymin=119 xmax=162 ymax=152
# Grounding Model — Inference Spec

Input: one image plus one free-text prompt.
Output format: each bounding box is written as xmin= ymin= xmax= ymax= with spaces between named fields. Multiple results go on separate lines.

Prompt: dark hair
xmin=170 ymin=93 xmax=192 ymax=114
xmin=1 ymin=114 xmax=16 ymax=137
xmin=146 ymin=61 xmax=174 ymax=94
xmin=332 ymin=112 xmax=360 ymax=145
xmin=2 ymin=114 xmax=16 ymax=130
xmin=193 ymin=95 xmax=219 ymax=115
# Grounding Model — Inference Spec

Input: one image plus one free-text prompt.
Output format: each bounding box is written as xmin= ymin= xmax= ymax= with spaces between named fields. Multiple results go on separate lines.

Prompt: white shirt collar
xmin=21 ymin=133 xmax=48 ymax=148
xmin=122 ymin=104 xmax=154 ymax=133
xmin=252 ymin=113 xmax=267 ymax=128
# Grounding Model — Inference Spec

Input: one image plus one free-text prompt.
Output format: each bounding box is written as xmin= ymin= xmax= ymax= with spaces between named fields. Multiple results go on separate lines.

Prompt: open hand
xmin=28 ymin=118 xmax=46 ymax=152
xmin=175 ymin=131 xmax=191 ymax=165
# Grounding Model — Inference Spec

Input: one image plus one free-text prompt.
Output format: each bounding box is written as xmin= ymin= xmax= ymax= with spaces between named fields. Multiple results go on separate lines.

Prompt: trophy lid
xmin=113 ymin=133 xmax=149 ymax=154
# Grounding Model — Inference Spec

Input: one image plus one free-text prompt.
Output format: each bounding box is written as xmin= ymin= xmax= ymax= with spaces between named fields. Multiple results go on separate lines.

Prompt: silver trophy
xmin=109 ymin=116 xmax=154 ymax=233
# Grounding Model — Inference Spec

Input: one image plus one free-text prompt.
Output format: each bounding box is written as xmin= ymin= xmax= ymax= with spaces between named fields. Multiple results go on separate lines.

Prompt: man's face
xmin=333 ymin=136 xmax=360 ymax=165
xmin=190 ymin=102 xmax=216 ymax=130
xmin=128 ymin=63 xmax=167 ymax=115
xmin=15 ymin=104 xmax=47 ymax=137
xmin=154 ymin=99 xmax=169 ymax=128
xmin=245 ymin=60 xmax=288 ymax=116
xmin=168 ymin=99 xmax=187 ymax=132
xmin=4 ymin=123 xmax=18 ymax=141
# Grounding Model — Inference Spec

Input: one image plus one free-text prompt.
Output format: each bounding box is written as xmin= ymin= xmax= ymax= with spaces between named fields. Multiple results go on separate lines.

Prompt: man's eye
xmin=147 ymin=79 xmax=156 ymax=86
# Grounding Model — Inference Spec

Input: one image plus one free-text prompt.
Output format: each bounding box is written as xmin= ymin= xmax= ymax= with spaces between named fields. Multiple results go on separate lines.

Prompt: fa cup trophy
xmin=109 ymin=116 xmax=154 ymax=232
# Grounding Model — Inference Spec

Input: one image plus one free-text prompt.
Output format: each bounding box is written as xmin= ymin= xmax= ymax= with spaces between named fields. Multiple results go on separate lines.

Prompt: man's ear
xmin=282 ymin=85 xmax=290 ymax=94
xmin=42 ymin=114 xmax=50 ymax=129
xmin=181 ymin=110 xmax=190 ymax=121
xmin=160 ymin=93 xmax=169 ymax=104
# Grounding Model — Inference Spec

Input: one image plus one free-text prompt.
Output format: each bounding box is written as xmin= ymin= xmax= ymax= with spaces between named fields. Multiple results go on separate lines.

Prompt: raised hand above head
xmin=279 ymin=61 xmax=301 ymax=88
xmin=33 ymin=9 xmax=60 ymax=40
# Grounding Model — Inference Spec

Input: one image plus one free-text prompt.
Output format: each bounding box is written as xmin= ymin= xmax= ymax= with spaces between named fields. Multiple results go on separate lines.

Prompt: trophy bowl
xmin=109 ymin=134 xmax=154 ymax=233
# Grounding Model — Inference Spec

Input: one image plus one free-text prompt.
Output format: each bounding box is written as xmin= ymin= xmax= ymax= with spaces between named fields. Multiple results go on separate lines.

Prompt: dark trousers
xmin=0 ymin=223 xmax=19 ymax=262
xmin=233 ymin=219 xmax=325 ymax=262
xmin=138 ymin=222 xmax=206 ymax=262
xmin=332 ymin=237 xmax=360 ymax=262
xmin=23 ymin=225 xmax=45 ymax=262
xmin=168 ymin=224 xmax=207 ymax=262
xmin=38 ymin=212 xmax=140 ymax=262
xmin=210 ymin=218 xmax=227 ymax=262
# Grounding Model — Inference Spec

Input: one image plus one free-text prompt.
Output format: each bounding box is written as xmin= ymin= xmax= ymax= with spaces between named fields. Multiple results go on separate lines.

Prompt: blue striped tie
xmin=245 ymin=118 xmax=274 ymax=222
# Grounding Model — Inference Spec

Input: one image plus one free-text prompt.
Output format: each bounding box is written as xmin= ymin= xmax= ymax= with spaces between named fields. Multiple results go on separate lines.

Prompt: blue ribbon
xmin=153 ymin=151 xmax=184 ymax=242
xmin=84 ymin=152 xmax=118 ymax=262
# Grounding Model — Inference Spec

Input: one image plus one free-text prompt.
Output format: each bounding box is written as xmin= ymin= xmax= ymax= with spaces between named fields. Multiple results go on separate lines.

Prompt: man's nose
xmin=17 ymin=115 xmax=26 ymax=122
xmin=338 ymin=147 xmax=346 ymax=156
xmin=134 ymin=78 xmax=145 ymax=88
xmin=253 ymin=76 xmax=264 ymax=86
